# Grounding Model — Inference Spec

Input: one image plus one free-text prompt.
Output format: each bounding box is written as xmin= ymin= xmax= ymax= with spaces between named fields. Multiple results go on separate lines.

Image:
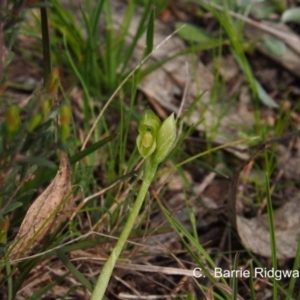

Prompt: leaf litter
xmin=9 ymin=151 xmax=74 ymax=261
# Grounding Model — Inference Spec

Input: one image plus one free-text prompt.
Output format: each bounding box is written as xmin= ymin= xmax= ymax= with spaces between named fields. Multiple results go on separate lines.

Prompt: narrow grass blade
xmin=4 ymin=253 xmax=13 ymax=300
xmin=51 ymin=0 xmax=84 ymax=59
xmin=103 ymin=1 xmax=117 ymax=90
xmin=120 ymin=0 xmax=153 ymax=74
xmin=70 ymin=133 xmax=118 ymax=164
xmin=192 ymin=0 xmax=261 ymax=106
xmin=63 ymin=34 xmax=91 ymax=116
xmin=143 ymin=6 xmax=155 ymax=58
xmin=2 ymin=202 xmax=23 ymax=215
xmin=286 ymin=237 xmax=300 ymax=298
xmin=90 ymin=0 xmax=105 ymax=38
xmin=232 ymin=253 xmax=239 ymax=300
xmin=27 ymin=272 xmax=69 ymax=300
xmin=79 ymin=8 xmax=102 ymax=90
xmin=82 ymin=0 xmax=105 ymax=93
xmin=249 ymin=262 xmax=255 ymax=299
xmin=17 ymin=156 xmax=57 ymax=169
xmin=265 ymin=168 xmax=278 ymax=300
xmin=155 ymin=193 xmax=218 ymax=282
xmin=57 ymin=248 xmax=92 ymax=292
xmin=155 ymin=198 xmax=231 ymax=299
xmin=115 ymin=0 xmax=135 ymax=61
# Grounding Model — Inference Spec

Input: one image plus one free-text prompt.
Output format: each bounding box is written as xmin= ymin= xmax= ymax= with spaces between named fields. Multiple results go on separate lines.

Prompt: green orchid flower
xmin=137 ymin=109 xmax=177 ymax=163
xmin=153 ymin=112 xmax=176 ymax=164
xmin=136 ymin=109 xmax=161 ymax=158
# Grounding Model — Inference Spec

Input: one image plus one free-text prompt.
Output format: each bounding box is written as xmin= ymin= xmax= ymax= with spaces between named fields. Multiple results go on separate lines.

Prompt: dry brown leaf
xmin=228 ymin=132 xmax=300 ymax=259
xmin=237 ymin=195 xmax=300 ymax=259
xmin=9 ymin=151 xmax=74 ymax=261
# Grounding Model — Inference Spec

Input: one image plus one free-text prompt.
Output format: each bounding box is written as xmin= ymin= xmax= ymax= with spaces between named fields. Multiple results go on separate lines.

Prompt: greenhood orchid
xmin=91 ymin=108 xmax=178 ymax=300
xmin=136 ymin=109 xmax=177 ymax=164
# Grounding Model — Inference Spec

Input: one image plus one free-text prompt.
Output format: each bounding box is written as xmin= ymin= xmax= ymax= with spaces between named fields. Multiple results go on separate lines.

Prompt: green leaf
xmin=231 ymin=49 xmax=278 ymax=108
xmin=175 ymin=22 xmax=215 ymax=44
xmin=261 ymin=37 xmax=286 ymax=56
xmin=2 ymin=202 xmax=23 ymax=215
xmin=255 ymin=79 xmax=279 ymax=108
xmin=70 ymin=134 xmax=118 ymax=164
xmin=281 ymin=7 xmax=300 ymax=24
xmin=17 ymin=157 xmax=57 ymax=169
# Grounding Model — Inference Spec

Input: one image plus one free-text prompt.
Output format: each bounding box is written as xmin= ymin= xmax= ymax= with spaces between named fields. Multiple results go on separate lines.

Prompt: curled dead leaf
xmin=9 ymin=151 xmax=74 ymax=261
xmin=237 ymin=196 xmax=300 ymax=259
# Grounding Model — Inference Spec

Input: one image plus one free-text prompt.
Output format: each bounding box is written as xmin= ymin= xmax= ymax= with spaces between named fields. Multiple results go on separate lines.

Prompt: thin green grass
xmin=265 ymin=158 xmax=278 ymax=300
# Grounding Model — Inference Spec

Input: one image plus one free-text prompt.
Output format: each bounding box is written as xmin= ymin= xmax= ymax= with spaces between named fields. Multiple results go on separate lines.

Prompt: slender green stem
xmin=90 ymin=160 xmax=157 ymax=300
